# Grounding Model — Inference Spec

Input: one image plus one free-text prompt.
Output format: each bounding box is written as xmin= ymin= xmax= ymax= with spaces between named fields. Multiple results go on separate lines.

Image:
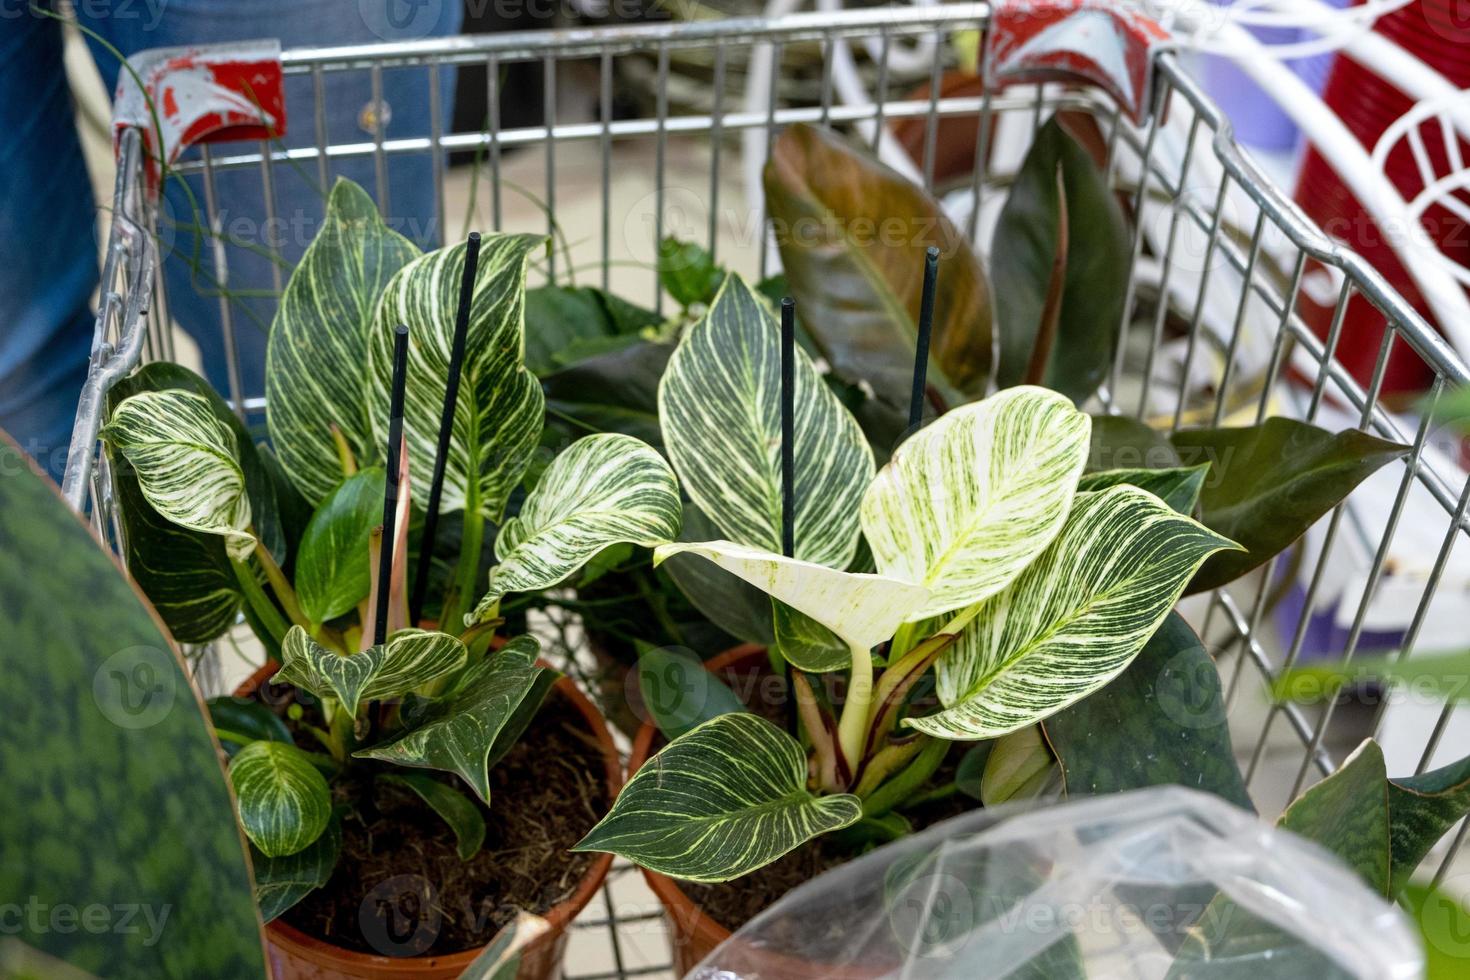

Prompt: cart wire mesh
xmin=62 ymin=5 xmax=1470 ymax=976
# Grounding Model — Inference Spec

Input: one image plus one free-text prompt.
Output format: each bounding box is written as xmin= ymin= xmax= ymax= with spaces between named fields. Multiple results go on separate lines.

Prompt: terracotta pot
xmin=233 ymin=659 xmax=620 ymax=980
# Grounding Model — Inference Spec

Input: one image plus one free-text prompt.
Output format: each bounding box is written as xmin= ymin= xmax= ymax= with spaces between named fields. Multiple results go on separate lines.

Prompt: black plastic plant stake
xmin=411 ymin=232 xmax=480 ymax=623
xmin=376 ymin=324 xmax=410 ymax=645
xmin=909 ymin=245 xmax=940 ymax=430
xmin=781 ymin=297 xmax=795 ymax=559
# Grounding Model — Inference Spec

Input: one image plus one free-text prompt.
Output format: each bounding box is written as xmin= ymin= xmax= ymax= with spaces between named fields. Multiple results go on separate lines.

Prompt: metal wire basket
xmin=61 ymin=3 xmax=1470 ymax=975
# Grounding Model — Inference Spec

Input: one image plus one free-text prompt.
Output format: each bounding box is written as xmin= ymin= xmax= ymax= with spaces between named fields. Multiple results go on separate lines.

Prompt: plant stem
xmin=792 ymin=671 xmax=847 ymax=791
xmin=889 ymin=621 xmax=921 ymax=660
xmin=253 ymin=540 xmax=310 ymax=632
xmin=442 ymin=507 xmax=484 ymax=632
xmin=836 ymin=641 xmax=874 ymax=765
xmin=861 ymin=735 xmax=949 ymax=818
xmin=854 ymin=737 xmax=925 ymax=798
xmin=230 ymin=558 xmax=289 ymax=647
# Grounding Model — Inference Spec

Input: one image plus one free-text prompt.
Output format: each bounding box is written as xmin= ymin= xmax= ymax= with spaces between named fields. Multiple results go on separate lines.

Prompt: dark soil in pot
xmin=255 ymin=682 xmax=608 ymax=958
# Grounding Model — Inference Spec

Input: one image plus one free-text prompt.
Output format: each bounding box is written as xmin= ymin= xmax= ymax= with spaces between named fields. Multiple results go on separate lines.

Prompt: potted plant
xmin=99 ymin=178 xmax=684 ymax=977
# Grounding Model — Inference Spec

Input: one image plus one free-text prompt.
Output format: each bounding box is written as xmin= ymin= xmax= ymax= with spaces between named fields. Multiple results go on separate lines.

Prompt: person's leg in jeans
xmin=0 ymin=8 xmax=99 ymax=479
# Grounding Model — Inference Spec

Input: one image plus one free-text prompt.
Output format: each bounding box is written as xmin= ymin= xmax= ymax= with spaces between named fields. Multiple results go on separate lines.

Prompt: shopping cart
xmin=58 ymin=2 xmax=1470 ymax=974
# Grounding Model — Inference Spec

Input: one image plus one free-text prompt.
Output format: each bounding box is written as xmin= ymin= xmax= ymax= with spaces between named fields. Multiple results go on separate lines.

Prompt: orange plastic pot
xmin=233 ymin=659 xmax=620 ymax=979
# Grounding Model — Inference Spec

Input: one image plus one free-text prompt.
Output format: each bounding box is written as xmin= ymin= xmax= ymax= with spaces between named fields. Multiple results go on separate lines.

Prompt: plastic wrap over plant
xmin=687 ymin=786 xmax=1421 ymax=979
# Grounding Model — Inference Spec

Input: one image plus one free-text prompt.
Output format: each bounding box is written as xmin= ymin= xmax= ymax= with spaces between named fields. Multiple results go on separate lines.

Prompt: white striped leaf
xmin=103 ymin=389 xmax=256 ymax=561
xmin=368 ymin=234 xmax=546 ymax=521
xmin=466 ymin=433 xmax=681 ymax=624
xmin=272 ymin=626 xmax=467 ymax=716
xmin=228 ymin=740 xmax=332 ymax=858
xmin=654 ymin=540 xmax=929 ymax=654
xmin=861 ymin=386 xmax=1090 ymax=620
xmin=659 ymin=274 xmax=873 ymax=568
xmin=573 ymin=712 xmax=862 ymax=882
xmin=1077 ymin=464 xmax=1209 ymax=515
xmin=266 ymin=178 xmax=421 ymax=503
xmin=354 ymin=635 xmax=556 ymax=803
xmin=908 ymin=487 xmax=1241 ymax=740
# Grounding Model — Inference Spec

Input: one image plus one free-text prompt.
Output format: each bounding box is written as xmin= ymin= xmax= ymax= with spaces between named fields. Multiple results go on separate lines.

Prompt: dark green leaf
xmin=1043 ymin=613 xmax=1252 ymax=810
xmin=1386 ymin=752 xmax=1470 ymax=897
xmin=381 ymin=772 xmax=487 ymax=860
xmin=1077 ymin=464 xmax=1209 ymax=515
xmin=659 ymin=236 xmax=726 ymax=308
xmin=207 ymin=695 xmax=292 ymax=757
xmin=251 ymin=813 xmax=341 ymax=921
xmin=993 ymin=117 xmax=1129 ymax=402
xmin=295 ymin=468 xmax=386 ymax=625
xmin=1278 ymin=740 xmax=1391 ymax=892
xmin=1172 ymin=418 xmax=1408 ymax=593
xmin=955 ymin=743 xmax=993 ymax=801
xmin=772 ymin=598 xmax=849 ymax=672
xmin=634 ymin=643 xmax=748 ymax=739
xmin=1087 ymin=414 xmax=1181 ymax=472
xmin=979 ymin=726 xmax=1057 ymax=805
xmin=228 ymin=740 xmax=334 ymax=858
xmin=542 ymin=339 xmax=671 ymax=448
xmin=661 ymin=501 xmax=775 ymax=645
xmin=0 ymin=445 xmax=265 ymax=978
xmin=524 ymin=285 xmax=661 ymax=375
xmin=763 ymin=123 xmax=993 ymax=413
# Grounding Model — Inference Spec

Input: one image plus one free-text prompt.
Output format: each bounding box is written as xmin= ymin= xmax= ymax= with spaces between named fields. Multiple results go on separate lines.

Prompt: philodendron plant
xmin=569 ymin=272 xmax=1245 ymax=882
xmin=99 ymin=177 xmax=682 ymax=920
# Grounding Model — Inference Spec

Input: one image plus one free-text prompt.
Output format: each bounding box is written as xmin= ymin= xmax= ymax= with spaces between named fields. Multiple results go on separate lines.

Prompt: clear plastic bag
xmin=689 ymin=786 xmax=1421 ymax=979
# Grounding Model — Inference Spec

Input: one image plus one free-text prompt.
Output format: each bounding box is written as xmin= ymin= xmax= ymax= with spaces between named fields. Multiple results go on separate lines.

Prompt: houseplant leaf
xmin=860 ymin=386 xmax=1091 ymax=620
xmin=1276 ymin=740 xmax=1391 ymax=893
xmin=1077 ymin=464 xmax=1209 ymax=515
xmin=369 ymin=233 xmax=546 ymax=521
xmin=1386 ymin=752 xmax=1470 ymax=896
xmin=273 ymin=626 xmax=467 ymax=717
xmin=295 ymin=467 xmax=386 ymax=625
xmin=772 ymin=599 xmax=850 ymax=673
xmin=573 ymin=712 xmax=862 ymax=882
xmin=380 ymin=772 xmax=486 ymax=860
xmin=467 ymin=433 xmax=681 ymax=623
xmin=910 ymin=487 xmax=1240 ymax=740
xmin=266 ymin=177 xmax=421 ymax=503
xmin=1043 ymin=612 xmax=1252 ymax=809
xmin=654 ymin=540 xmax=930 ymax=654
xmin=0 ymin=443 xmax=265 ymax=977
xmin=207 ymin=696 xmax=293 ymax=756
xmin=1171 ymin=418 xmax=1408 ymax=593
xmin=992 ymin=117 xmax=1128 ymax=403
xmin=524 ymin=284 xmax=659 ymax=375
xmin=659 ymin=273 xmax=873 ymax=568
xmin=979 ymin=726 xmax=1057 ymax=805
xmin=228 ymin=739 xmax=333 ymax=858
xmin=542 ymin=339 xmax=671 ymax=449
xmin=659 ymin=236 xmax=726 ymax=308
xmin=1088 ymin=413 xmax=1180 ymax=471
xmin=763 ymin=122 xmax=993 ymax=410
xmin=660 ymin=502 xmax=775 ymax=645
xmin=103 ymin=389 xmax=256 ymax=561
xmin=460 ymin=912 xmax=552 ymax=980
xmin=354 ymin=635 xmax=556 ymax=803
xmin=635 ymin=642 xmax=748 ymax=740
xmin=251 ymin=813 xmax=341 ymax=921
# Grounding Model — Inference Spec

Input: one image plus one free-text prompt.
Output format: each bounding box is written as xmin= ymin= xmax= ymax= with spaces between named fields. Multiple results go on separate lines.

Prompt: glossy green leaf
xmin=467 ymin=433 xmax=681 ymax=624
xmin=573 ymin=713 xmax=862 ymax=882
xmin=993 ymin=117 xmax=1129 ymax=403
xmin=251 ymin=813 xmax=341 ymax=921
xmin=1385 ymin=752 xmax=1470 ymax=896
xmin=1043 ymin=613 xmax=1252 ymax=809
xmin=635 ymin=643 xmax=748 ymax=740
xmin=772 ymin=599 xmax=850 ymax=672
xmin=660 ymin=502 xmax=775 ymax=646
xmin=207 ymin=696 xmax=293 ymax=756
xmin=1171 ymin=418 xmax=1408 ymax=593
xmin=295 ymin=468 xmax=386 ymax=625
xmin=524 ymin=285 xmax=660 ymax=375
xmin=369 ymin=234 xmax=546 ymax=521
xmin=542 ymin=339 xmax=671 ymax=449
xmin=1077 ymin=464 xmax=1209 ymax=515
xmin=1276 ymin=740 xmax=1391 ymax=893
xmin=980 ymin=726 xmax=1057 ymax=805
xmin=659 ymin=273 xmax=873 ymax=568
xmin=659 ymin=236 xmax=726 ymax=308
xmin=355 ymin=635 xmax=556 ymax=803
xmin=266 ymin=177 xmax=421 ymax=503
xmin=861 ymin=386 xmax=1091 ymax=620
xmin=103 ymin=389 xmax=256 ymax=561
xmin=0 ymin=446 xmax=265 ymax=977
xmin=229 ymin=740 xmax=333 ymax=858
xmin=763 ymin=122 xmax=993 ymax=410
xmin=273 ymin=626 xmax=467 ymax=717
xmin=954 ymin=743 xmax=993 ymax=801
xmin=381 ymin=772 xmax=486 ymax=860
xmin=911 ymin=487 xmax=1240 ymax=740
xmin=1088 ymin=414 xmax=1181 ymax=472
xmin=654 ymin=540 xmax=929 ymax=653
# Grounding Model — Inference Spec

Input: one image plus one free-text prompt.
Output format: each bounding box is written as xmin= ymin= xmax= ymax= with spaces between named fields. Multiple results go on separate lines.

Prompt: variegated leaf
xmin=368 ymin=234 xmax=546 ymax=521
xmin=461 ymin=912 xmax=552 ymax=980
xmin=573 ymin=712 xmax=862 ymax=882
xmin=354 ymin=635 xmax=556 ymax=803
xmin=272 ymin=626 xmax=467 ymax=716
xmin=659 ymin=274 xmax=873 ymax=568
xmin=102 ymin=389 xmax=256 ymax=561
xmin=228 ymin=740 xmax=332 ymax=858
xmin=1076 ymin=463 xmax=1209 ymax=516
xmin=654 ymin=540 xmax=928 ymax=654
xmin=909 ymin=487 xmax=1240 ymax=740
xmin=861 ymin=386 xmax=1090 ymax=620
xmin=466 ymin=433 xmax=681 ymax=624
xmin=266 ymin=178 xmax=421 ymax=503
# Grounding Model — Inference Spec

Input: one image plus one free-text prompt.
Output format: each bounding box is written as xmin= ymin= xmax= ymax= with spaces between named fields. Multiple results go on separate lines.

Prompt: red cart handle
xmin=113 ymin=40 xmax=286 ymax=197
xmin=987 ymin=0 xmax=1171 ymax=125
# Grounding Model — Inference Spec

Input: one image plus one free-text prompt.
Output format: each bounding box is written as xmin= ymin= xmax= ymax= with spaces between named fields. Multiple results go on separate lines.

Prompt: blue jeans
xmin=0 ymin=0 xmax=461 ymax=479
